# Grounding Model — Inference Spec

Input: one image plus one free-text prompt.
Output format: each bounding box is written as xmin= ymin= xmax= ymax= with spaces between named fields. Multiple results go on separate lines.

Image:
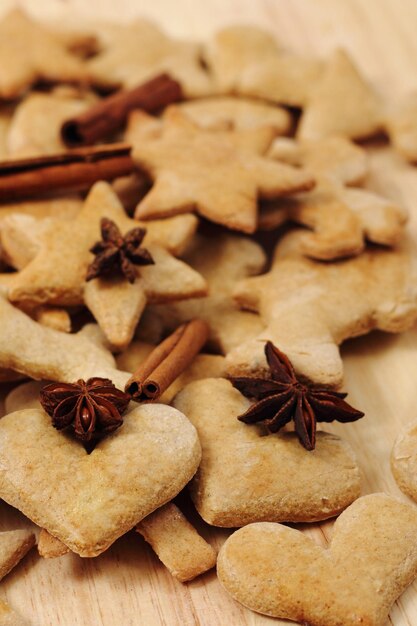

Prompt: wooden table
xmin=2 ymin=1 xmax=417 ymax=624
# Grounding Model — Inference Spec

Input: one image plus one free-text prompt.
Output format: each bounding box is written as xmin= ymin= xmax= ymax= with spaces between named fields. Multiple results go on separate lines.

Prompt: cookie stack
xmin=0 ymin=10 xmax=417 ymax=626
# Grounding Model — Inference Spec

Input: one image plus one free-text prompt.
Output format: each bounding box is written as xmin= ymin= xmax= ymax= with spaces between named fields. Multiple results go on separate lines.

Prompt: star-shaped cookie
xmin=205 ymin=25 xmax=322 ymax=107
xmin=226 ymin=231 xmax=417 ymax=387
xmin=7 ymin=182 xmax=206 ymax=348
xmin=297 ymin=49 xmax=383 ymax=141
xmin=0 ymin=10 xmax=89 ymax=99
xmin=261 ymin=137 xmax=407 ymax=259
xmin=129 ymin=107 xmax=314 ymax=233
xmin=87 ymin=18 xmax=213 ymax=98
xmin=0 ymin=203 xmax=197 ymax=270
xmin=0 ymin=294 xmax=129 ymax=388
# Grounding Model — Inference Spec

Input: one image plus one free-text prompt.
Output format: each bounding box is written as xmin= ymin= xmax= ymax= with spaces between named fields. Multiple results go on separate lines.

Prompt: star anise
xmin=40 ymin=377 xmax=131 ymax=450
xmin=230 ymin=342 xmax=364 ymax=451
xmin=86 ymin=217 xmax=154 ymax=283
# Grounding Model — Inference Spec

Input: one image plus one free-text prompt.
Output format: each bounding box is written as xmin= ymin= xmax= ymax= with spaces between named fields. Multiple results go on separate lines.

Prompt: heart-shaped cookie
xmin=217 ymin=494 xmax=417 ymax=626
xmin=391 ymin=421 xmax=417 ymax=501
xmin=0 ymin=404 xmax=200 ymax=557
xmin=173 ymin=378 xmax=361 ymax=525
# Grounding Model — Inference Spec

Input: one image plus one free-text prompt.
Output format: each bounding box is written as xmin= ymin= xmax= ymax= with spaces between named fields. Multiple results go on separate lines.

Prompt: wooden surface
xmin=2 ymin=1 xmax=417 ymax=625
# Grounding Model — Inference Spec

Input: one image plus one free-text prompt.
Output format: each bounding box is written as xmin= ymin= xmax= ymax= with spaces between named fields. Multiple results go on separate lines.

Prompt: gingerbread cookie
xmin=0 ymin=403 xmax=200 ymax=557
xmin=38 ymin=530 xmax=70 ymax=559
xmin=129 ymin=107 xmax=314 ymax=233
xmin=136 ymin=503 xmax=216 ymax=582
xmin=0 ymin=530 xmax=35 ymax=582
xmin=205 ymin=25 xmax=322 ymax=107
xmin=298 ymin=49 xmax=383 ymax=141
xmin=0 ymin=10 xmax=89 ymax=99
xmin=227 ymin=232 xmax=417 ymax=386
xmin=204 ymin=25 xmax=279 ymax=92
xmin=173 ymin=378 xmax=361 ymax=525
xmin=7 ymin=182 xmax=206 ymax=348
xmin=88 ymin=19 xmax=212 ymax=97
xmin=217 ymin=494 xmax=417 ymax=626
xmin=264 ymin=136 xmax=407 ymax=258
xmin=0 ymin=295 xmax=127 ymax=388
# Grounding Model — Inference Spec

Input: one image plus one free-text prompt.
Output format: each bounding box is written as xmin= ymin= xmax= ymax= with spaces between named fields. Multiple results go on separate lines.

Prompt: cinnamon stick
xmin=61 ymin=73 xmax=182 ymax=147
xmin=125 ymin=319 xmax=209 ymax=402
xmin=0 ymin=143 xmax=135 ymax=201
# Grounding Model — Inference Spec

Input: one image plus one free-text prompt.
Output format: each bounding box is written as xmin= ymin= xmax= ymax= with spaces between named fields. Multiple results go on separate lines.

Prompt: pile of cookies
xmin=1 ymin=9 xmax=417 ymax=626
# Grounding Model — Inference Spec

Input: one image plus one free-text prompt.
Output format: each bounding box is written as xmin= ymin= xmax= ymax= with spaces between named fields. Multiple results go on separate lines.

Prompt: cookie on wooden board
xmin=227 ymin=231 xmax=417 ymax=386
xmin=7 ymin=182 xmax=206 ymax=349
xmin=129 ymin=107 xmax=314 ymax=233
xmin=87 ymin=18 xmax=213 ymax=97
xmin=173 ymin=378 xmax=361 ymax=526
xmin=0 ymin=10 xmax=89 ymax=99
xmin=217 ymin=494 xmax=417 ymax=626
xmin=205 ymin=25 xmax=322 ymax=106
xmin=298 ymin=49 xmax=383 ymax=141
xmin=0 ymin=404 xmax=200 ymax=557
xmin=0 ymin=530 xmax=35 ymax=582
xmin=136 ymin=503 xmax=216 ymax=582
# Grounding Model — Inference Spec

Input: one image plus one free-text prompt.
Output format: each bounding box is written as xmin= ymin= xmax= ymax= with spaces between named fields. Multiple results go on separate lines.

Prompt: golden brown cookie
xmin=204 ymin=25 xmax=280 ymax=92
xmin=173 ymin=378 xmax=361 ymax=526
xmin=205 ymin=25 xmax=322 ymax=107
xmin=0 ymin=295 xmax=127 ymax=388
xmin=264 ymin=136 xmax=407 ymax=258
xmin=0 ymin=404 xmax=201 ymax=557
xmin=268 ymin=136 xmax=368 ymax=185
xmin=227 ymin=232 xmax=417 ymax=386
xmin=88 ymin=19 xmax=213 ymax=97
xmin=7 ymin=182 xmax=206 ymax=349
xmin=37 ymin=530 xmax=70 ymax=559
xmin=0 ymin=530 xmax=35 ymax=582
xmin=129 ymin=107 xmax=314 ymax=233
xmin=217 ymin=494 xmax=417 ymax=626
xmin=136 ymin=503 xmax=216 ymax=582
xmin=0 ymin=10 xmax=89 ymax=99
xmin=298 ymin=49 xmax=383 ymax=141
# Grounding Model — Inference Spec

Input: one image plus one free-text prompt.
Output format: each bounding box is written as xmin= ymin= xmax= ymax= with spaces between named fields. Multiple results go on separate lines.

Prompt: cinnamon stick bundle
xmin=0 ymin=143 xmax=135 ymax=201
xmin=125 ymin=319 xmax=209 ymax=402
xmin=61 ymin=73 xmax=182 ymax=147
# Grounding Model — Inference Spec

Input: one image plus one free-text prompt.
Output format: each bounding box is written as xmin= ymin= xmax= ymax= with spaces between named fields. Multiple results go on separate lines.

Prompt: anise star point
xmin=231 ymin=341 xmax=364 ymax=451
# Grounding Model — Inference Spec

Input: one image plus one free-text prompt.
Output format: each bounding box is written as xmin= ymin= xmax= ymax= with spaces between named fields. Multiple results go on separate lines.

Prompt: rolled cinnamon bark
xmin=0 ymin=143 xmax=135 ymax=201
xmin=61 ymin=73 xmax=182 ymax=147
xmin=125 ymin=319 xmax=209 ymax=402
